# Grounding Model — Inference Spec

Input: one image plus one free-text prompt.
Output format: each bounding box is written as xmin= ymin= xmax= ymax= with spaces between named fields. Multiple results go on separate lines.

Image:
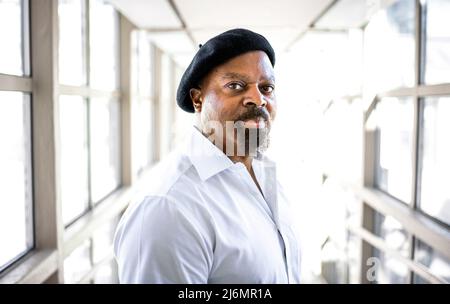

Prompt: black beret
xmin=176 ymin=28 xmax=276 ymax=113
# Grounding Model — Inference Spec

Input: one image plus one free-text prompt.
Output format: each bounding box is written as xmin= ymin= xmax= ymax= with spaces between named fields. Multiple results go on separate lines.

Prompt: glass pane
xmin=413 ymin=240 xmax=450 ymax=283
xmin=374 ymin=97 xmax=415 ymax=204
xmin=131 ymin=31 xmax=139 ymax=95
xmin=0 ymin=0 xmax=25 ymax=75
xmin=160 ymin=54 xmax=174 ymax=154
xmin=419 ymin=97 xmax=450 ymax=225
xmin=138 ymin=31 xmax=153 ymax=97
xmin=59 ymin=95 xmax=89 ymax=226
xmin=423 ymin=0 xmax=450 ymax=84
xmin=58 ymin=0 xmax=86 ymax=86
xmin=92 ymin=218 xmax=118 ymax=264
xmin=363 ymin=0 xmax=415 ymax=95
xmin=319 ymin=179 xmax=358 ymax=283
xmin=89 ymin=97 xmax=121 ymax=203
xmin=64 ymin=240 xmax=92 ymax=283
xmin=372 ymin=212 xmax=410 ymax=283
xmin=93 ymin=260 xmax=118 ymax=284
xmin=346 ymin=232 xmax=360 ymax=284
xmin=133 ymin=98 xmax=153 ymax=174
xmin=131 ymin=31 xmax=154 ymax=174
xmin=89 ymin=0 xmax=118 ymax=90
xmin=0 ymin=92 xmax=33 ymax=271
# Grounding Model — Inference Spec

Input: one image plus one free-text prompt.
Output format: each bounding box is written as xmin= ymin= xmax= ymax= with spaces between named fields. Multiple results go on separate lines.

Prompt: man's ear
xmin=190 ymin=88 xmax=203 ymax=112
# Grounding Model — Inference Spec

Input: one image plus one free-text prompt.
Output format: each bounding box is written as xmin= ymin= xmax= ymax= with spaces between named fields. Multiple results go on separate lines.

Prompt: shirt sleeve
xmin=114 ymin=195 xmax=214 ymax=283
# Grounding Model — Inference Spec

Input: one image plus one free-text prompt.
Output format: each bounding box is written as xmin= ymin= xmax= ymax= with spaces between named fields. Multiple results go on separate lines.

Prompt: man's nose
xmin=243 ymin=84 xmax=267 ymax=108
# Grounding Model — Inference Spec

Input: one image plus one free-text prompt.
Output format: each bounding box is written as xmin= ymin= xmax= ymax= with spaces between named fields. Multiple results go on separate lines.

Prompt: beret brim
xmin=176 ymin=28 xmax=276 ymax=113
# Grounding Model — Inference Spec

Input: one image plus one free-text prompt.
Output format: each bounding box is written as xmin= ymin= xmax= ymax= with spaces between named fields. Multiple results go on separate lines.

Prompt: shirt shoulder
xmin=113 ymin=194 xmax=215 ymax=283
xmin=143 ymin=147 xmax=203 ymax=198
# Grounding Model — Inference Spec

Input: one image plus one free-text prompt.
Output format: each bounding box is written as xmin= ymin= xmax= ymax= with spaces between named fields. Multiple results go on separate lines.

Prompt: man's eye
xmin=261 ymin=85 xmax=275 ymax=93
xmin=227 ymin=82 xmax=244 ymax=90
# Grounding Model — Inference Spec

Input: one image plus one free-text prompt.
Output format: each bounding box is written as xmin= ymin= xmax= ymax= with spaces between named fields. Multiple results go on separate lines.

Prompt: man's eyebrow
xmin=221 ymin=72 xmax=275 ymax=82
xmin=221 ymin=72 xmax=251 ymax=81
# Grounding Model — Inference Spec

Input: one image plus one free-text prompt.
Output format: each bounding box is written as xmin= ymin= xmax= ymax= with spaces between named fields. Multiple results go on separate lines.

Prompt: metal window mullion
xmin=348 ymin=224 xmax=447 ymax=284
xmin=22 ymin=0 xmax=31 ymax=76
xmin=417 ymin=83 xmax=450 ymax=96
xmin=58 ymin=84 xmax=120 ymax=98
xmin=357 ymin=186 xmax=450 ymax=261
xmin=30 ymin=0 xmax=64 ymax=283
xmin=84 ymin=0 xmax=90 ymax=87
xmin=84 ymin=0 xmax=94 ymax=209
xmin=24 ymin=93 xmax=34 ymax=252
xmin=377 ymin=83 xmax=450 ymax=98
xmin=89 ymin=236 xmax=94 ymax=278
xmin=408 ymin=0 xmax=424 ymax=283
xmin=119 ymin=14 xmax=136 ymax=186
xmin=86 ymin=96 xmax=93 ymax=208
xmin=0 ymin=74 xmax=32 ymax=92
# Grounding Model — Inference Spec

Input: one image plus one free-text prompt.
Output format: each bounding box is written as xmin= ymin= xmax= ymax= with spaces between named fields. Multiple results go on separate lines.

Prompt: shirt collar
xmin=185 ymin=126 xmax=235 ymax=181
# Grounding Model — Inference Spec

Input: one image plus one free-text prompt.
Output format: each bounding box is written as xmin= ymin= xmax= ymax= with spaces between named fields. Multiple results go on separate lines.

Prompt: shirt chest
xmin=198 ymin=172 xmax=293 ymax=283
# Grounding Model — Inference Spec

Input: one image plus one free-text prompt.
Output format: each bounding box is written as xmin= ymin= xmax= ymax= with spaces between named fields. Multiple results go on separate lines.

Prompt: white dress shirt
xmin=113 ymin=126 xmax=301 ymax=283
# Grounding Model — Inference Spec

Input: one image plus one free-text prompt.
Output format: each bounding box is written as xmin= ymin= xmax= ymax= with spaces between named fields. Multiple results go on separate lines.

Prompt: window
xmin=346 ymin=232 xmax=360 ymax=284
xmin=92 ymin=218 xmax=119 ymax=283
xmin=0 ymin=0 xmax=29 ymax=76
xmin=59 ymin=95 xmax=89 ymax=225
xmin=58 ymin=0 xmax=86 ymax=86
xmin=418 ymin=97 xmax=450 ymax=226
xmin=89 ymin=97 xmax=121 ymax=203
xmin=93 ymin=260 xmax=118 ymax=283
xmin=64 ymin=240 xmax=92 ymax=283
xmin=89 ymin=0 xmax=119 ymax=90
xmin=58 ymin=0 xmax=121 ymax=225
xmin=363 ymin=0 xmax=415 ymax=94
xmin=63 ymin=217 xmax=119 ymax=283
xmin=132 ymin=30 xmax=155 ymax=174
xmin=374 ymin=97 xmax=415 ymax=204
xmin=92 ymin=218 xmax=117 ymax=264
xmin=0 ymin=0 xmax=32 ymax=274
xmin=322 ymin=99 xmax=363 ymax=184
xmin=413 ymin=240 xmax=450 ymax=283
xmin=0 ymin=92 xmax=33 ymax=272
xmin=360 ymin=0 xmax=450 ymax=284
xmin=319 ymin=178 xmax=362 ymax=284
xmin=423 ymin=0 xmax=450 ymax=84
xmin=160 ymin=54 xmax=175 ymax=155
xmin=372 ymin=212 xmax=410 ymax=283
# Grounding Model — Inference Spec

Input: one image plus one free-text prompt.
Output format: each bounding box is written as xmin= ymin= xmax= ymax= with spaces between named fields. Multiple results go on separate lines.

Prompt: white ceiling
xmin=314 ymin=0 xmax=370 ymax=29
xmin=147 ymin=31 xmax=194 ymax=53
xmin=190 ymin=27 xmax=303 ymax=53
xmin=108 ymin=0 xmax=182 ymax=28
xmin=107 ymin=0 xmax=373 ymax=67
xmin=173 ymin=0 xmax=331 ymax=30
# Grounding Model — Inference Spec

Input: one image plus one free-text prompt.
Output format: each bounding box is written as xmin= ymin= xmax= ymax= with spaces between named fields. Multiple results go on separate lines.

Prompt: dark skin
xmin=189 ymin=51 xmax=277 ymax=195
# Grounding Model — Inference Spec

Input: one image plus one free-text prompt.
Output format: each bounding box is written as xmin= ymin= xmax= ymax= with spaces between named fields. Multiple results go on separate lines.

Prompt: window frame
xmin=319 ymin=0 xmax=450 ymax=285
xmin=0 ymin=0 xmax=164 ymax=284
xmin=358 ymin=0 xmax=450 ymax=284
xmin=58 ymin=0 xmax=122 ymax=227
xmin=0 ymin=0 xmax=35 ymax=275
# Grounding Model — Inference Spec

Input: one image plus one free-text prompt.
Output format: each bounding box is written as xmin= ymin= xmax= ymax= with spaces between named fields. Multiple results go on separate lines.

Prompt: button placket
xmin=232 ymin=164 xmax=274 ymax=222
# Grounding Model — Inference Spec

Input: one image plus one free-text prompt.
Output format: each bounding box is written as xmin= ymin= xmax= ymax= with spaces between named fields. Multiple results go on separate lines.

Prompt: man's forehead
xmin=208 ymin=51 xmax=274 ymax=80
xmin=220 ymin=72 xmax=275 ymax=82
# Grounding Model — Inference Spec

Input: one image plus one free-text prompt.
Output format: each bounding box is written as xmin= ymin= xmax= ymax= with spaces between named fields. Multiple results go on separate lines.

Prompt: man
xmin=113 ymin=28 xmax=301 ymax=283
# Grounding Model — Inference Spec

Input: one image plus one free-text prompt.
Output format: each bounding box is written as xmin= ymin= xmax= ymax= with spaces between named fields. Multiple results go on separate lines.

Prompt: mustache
xmin=235 ymin=107 xmax=270 ymax=122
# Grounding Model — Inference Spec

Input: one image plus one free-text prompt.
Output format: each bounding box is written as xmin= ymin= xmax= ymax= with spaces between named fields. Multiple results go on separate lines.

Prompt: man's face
xmin=193 ymin=51 xmax=277 ymax=156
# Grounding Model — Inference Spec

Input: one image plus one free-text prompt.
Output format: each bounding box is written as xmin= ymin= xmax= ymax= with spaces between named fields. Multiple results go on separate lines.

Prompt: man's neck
xmin=230 ymin=154 xmax=265 ymax=198
xmin=228 ymin=155 xmax=253 ymax=172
